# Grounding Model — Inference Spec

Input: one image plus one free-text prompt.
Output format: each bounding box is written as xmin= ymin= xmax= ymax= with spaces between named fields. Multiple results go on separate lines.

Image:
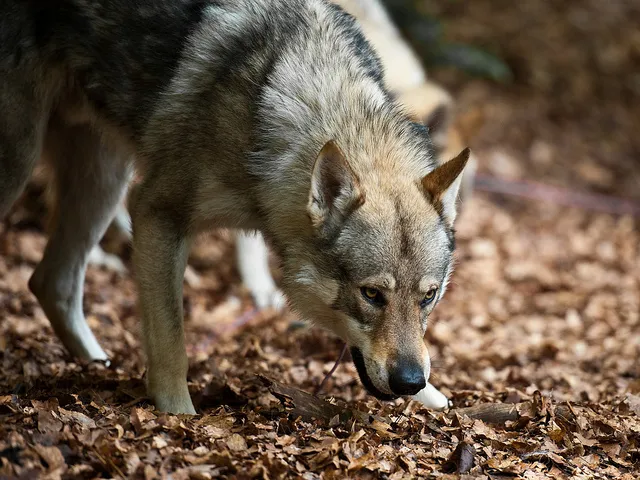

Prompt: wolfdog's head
xmin=279 ymin=136 xmax=469 ymax=399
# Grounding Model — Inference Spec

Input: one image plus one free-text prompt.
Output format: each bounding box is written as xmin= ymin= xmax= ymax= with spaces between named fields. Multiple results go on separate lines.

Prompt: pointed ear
xmin=308 ymin=141 xmax=364 ymax=236
xmin=421 ymin=148 xmax=470 ymax=226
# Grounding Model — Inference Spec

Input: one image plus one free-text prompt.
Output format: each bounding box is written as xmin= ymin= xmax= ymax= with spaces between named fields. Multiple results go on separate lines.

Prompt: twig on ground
xmin=314 ymin=343 xmax=348 ymax=396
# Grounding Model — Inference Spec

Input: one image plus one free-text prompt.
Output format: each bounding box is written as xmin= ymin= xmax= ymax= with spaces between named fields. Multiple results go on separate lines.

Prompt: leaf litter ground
xmin=1 ymin=1 xmax=639 ymax=478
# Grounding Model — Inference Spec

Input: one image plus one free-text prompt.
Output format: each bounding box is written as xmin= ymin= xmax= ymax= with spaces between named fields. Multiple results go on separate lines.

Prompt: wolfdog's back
xmin=0 ymin=0 xmax=216 ymax=135
xmin=2 ymin=0 xmax=379 ymax=137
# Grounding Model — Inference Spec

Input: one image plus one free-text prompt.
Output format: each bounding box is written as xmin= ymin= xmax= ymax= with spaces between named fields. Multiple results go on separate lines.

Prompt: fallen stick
xmin=450 ymin=402 xmax=521 ymax=424
xmin=451 ymin=401 xmax=573 ymax=425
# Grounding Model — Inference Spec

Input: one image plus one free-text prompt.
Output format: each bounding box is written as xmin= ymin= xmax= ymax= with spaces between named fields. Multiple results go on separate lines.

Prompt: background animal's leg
xmin=236 ymin=231 xmax=286 ymax=310
xmin=87 ymin=185 xmax=133 ymax=273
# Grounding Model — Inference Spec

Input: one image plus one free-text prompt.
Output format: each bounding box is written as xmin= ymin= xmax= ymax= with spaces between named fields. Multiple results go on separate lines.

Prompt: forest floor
xmin=1 ymin=1 xmax=639 ymax=478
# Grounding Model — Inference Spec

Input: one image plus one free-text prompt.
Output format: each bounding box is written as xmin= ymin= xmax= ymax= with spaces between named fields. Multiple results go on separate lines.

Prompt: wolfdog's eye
xmin=419 ymin=288 xmax=438 ymax=309
xmin=361 ymin=287 xmax=385 ymax=307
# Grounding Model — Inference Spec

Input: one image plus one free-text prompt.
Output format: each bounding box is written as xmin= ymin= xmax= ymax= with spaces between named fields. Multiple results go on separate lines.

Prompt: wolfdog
xmin=83 ymin=0 xmax=477 ymax=317
xmin=0 ymin=0 xmax=468 ymax=413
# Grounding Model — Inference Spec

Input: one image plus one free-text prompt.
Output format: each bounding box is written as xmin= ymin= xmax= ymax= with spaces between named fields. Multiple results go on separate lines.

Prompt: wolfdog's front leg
xmin=130 ymin=188 xmax=195 ymax=414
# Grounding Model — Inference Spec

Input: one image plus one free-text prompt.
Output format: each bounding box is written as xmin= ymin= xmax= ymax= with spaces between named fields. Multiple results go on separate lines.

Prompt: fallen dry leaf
xmin=442 ymin=442 xmax=476 ymax=474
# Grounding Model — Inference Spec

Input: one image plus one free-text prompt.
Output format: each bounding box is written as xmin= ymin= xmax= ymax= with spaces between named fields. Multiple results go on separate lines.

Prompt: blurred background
xmin=385 ymin=0 xmax=639 ymax=199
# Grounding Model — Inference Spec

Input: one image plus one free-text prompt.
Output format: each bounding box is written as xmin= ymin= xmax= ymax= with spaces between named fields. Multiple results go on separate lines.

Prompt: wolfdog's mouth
xmin=350 ymin=347 xmax=398 ymax=401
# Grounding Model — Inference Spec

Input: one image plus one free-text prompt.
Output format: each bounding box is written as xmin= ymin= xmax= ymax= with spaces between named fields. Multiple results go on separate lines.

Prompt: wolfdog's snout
xmin=388 ymin=356 xmax=426 ymax=396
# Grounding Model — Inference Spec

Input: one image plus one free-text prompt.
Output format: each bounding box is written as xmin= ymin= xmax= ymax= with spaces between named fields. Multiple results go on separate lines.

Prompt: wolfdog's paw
xmin=147 ymin=379 xmax=197 ymax=415
xmin=411 ymin=382 xmax=451 ymax=410
xmin=153 ymin=395 xmax=197 ymax=415
xmin=88 ymin=245 xmax=127 ymax=273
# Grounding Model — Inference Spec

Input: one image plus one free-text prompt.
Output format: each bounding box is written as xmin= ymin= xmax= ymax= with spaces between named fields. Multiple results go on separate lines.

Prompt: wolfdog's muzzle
xmin=350 ymin=347 xmax=398 ymax=401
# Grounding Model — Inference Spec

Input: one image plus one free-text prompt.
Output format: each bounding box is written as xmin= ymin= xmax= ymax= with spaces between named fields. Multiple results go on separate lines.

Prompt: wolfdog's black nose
xmin=389 ymin=358 xmax=426 ymax=396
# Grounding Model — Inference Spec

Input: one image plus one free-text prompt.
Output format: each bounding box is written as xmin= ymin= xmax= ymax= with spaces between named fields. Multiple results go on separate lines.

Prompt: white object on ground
xmin=411 ymin=382 xmax=451 ymax=410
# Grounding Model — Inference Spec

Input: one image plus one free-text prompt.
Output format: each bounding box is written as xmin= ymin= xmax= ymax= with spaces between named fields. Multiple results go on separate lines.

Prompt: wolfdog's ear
xmin=421 ymin=148 xmax=470 ymax=226
xmin=308 ymin=141 xmax=364 ymax=236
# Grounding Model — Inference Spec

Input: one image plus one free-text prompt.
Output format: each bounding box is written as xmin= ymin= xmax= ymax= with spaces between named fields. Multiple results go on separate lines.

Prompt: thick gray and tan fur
xmin=86 ymin=0 xmax=477 ymax=317
xmin=0 ymin=0 xmax=469 ymax=413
